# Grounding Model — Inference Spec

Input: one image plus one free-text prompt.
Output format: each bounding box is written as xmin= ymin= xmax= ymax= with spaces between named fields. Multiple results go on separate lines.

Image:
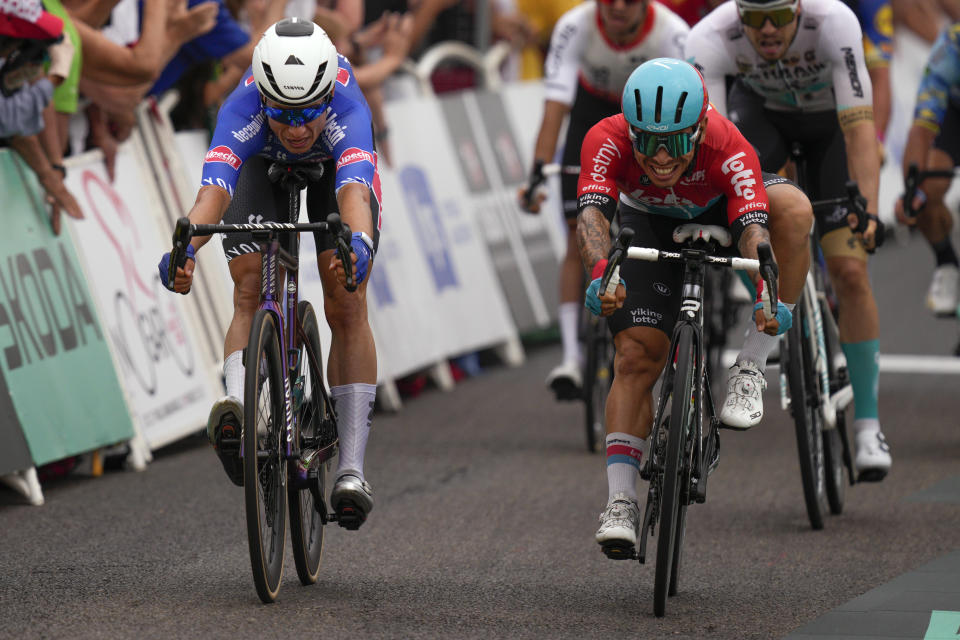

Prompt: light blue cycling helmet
xmin=622 ymin=58 xmax=709 ymax=134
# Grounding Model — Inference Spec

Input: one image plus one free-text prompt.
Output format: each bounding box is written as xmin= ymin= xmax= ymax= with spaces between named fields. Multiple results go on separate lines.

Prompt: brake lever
xmin=756 ymin=242 xmax=778 ymax=320
xmin=168 ymin=217 xmax=193 ymax=293
xmin=601 ymin=227 xmax=634 ymax=295
xmin=520 ymin=160 xmax=545 ymax=210
xmin=904 ymin=163 xmax=920 ymax=219
xmin=844 ymin=181 xmax=869 ymax=234
xmin=327 ymin=213 xmax=357 ymax=292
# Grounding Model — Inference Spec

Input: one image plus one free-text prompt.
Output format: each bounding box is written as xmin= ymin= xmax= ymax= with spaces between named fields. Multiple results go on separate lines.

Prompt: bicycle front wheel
xmin=583 ymin=315 xmax=613 ymax=453
xmin=244 ymin=310 xmax=288 ymax=603
xmin=654 ymin=325 xmax=696 ymax=617
xmin=289 ymin=302 xmax=335 ymax=585
xmin=783 ymin=300 xmax=828 ymax=530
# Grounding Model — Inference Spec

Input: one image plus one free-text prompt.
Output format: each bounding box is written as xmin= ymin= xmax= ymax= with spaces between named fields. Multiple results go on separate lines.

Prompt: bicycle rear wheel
xmin=583 ymin=315 xmax=613 ymax=453
xmin=783 ymin=300 xmax=828 ymax=530
xmin=654 ymin=325 xmax=696 ymax=617
xmin=244 ymin=310 xmax=288 ymax=603
xmin=289 ymin=302 xmax=335 ymax=586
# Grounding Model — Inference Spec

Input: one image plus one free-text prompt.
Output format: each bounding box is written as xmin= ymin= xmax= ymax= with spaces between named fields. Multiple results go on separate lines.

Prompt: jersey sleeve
xmin=822 ymin=3 xmax=874 ymax=111
xmin=543 ymin=6 xmax=589 ymax=105
xmin=913 ymin=25 xmax=960 ymax=134
xmin=685 ymin=21 xmax=737 ymax=116
xmin=200 ymin=86 xmax=267 ymax=196
xmin=576 ymin=120 xmax=627 ymax=221
xmin=327 ymin=63 xmax=378 ymax=193
xmin=706 ymin=124 xmax=770 ymax=241
xmin=859 ymin=0 xmax=893 ymax=69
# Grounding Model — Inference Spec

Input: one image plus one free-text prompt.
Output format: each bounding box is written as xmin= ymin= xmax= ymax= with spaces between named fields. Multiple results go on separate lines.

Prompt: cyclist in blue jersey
xmin=158 ymin=18 xmax=381 ymax=529
xmin=896 ymin=23 xmax=960 ymax=317
xmin=842 ymin=0 xmax=894 ymax=146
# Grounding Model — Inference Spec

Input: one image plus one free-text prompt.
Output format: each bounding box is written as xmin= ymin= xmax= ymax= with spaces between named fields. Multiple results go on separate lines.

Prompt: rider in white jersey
xmin=687 ymin=0 xmax=892 ymax=481
xmin=519 ymin=0 xmax=689 ymax=400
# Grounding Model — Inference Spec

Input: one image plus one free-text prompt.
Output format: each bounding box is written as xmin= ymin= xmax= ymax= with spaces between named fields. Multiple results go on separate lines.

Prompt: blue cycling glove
xmin=584 ymin=259 xmax=626 ymax=317
xmin=351 ymin=232 xmax=374 ymax=284
xmin=158 ymin=244 xmax=196 ymax=291
xmin=754 ymin=300 xmax=793 ymax=335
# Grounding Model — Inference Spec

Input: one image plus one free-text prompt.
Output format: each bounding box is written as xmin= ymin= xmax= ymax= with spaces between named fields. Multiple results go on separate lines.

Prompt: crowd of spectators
xmin=1 ymin=0 xmax=958 ymax=236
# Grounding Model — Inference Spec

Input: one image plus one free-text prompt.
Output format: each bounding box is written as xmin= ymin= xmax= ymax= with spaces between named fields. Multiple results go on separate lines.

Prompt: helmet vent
xmin=305 ymin=61 xmax=329 ymax=99
xmin=633 ymin=88 xmax=642 ymax=122
xmin=285 ymin=55 xmax=304 ymax=65
xmin=654 ymin=86 xmax=663 ymax=123
xmin=276 ymin=19 xmax=314 ymax=37
xmin=674 ymin=92 xmax=688 ymax=123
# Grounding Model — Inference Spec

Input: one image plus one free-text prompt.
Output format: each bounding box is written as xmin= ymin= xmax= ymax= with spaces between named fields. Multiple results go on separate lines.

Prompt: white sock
xmin=853 ymin=417 xmax=880 ymax=436
xmin=737 ymin=302 xmax=794 ymax=373
xmin=331 ymin=383 xmax=377 ymax=481
xmin=558 ymin=302 xmax=581 ymax=366
xmin=605 ymin=432 xmax=646 ymax=502
xmin=224 ymin=350 xmax=244 ymax=400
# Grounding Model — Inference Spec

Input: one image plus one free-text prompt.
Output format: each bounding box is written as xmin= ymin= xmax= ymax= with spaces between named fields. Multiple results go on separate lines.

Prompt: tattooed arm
xmin=577 ymin=205 xmax=612 ymax=271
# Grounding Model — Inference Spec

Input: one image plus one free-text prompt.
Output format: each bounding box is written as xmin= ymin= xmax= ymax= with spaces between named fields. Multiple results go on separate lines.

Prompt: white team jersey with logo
xmin=544 ymin=1 xmax=689 ymax=105
xmin=685 ymin=0 xmax=872 ymax=115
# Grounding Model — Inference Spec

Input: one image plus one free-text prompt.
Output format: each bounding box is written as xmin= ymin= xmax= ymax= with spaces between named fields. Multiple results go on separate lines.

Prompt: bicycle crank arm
xmin=821 ymin=384 xmax=854 ymax=430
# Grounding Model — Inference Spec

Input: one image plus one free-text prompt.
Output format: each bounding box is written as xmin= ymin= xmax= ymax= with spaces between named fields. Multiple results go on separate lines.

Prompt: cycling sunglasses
xmin=738 ymin=3 xmax=799 ymax=29
xmin=630 ymin=124 xmax=701 ymax=159
xmin=262 ymin=100 xmax=330 ymax=127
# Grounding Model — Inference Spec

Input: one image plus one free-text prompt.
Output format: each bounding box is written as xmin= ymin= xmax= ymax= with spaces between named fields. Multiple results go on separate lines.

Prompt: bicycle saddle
xmin=267 ymin=162 xmax=325 ymax=191
xmin=672 ymin=224 xmax=732 ymax=248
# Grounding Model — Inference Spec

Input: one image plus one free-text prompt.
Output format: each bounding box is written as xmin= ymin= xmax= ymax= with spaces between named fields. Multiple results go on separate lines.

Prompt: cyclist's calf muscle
xmin=608 ymin=326 xmax=671 ymax=441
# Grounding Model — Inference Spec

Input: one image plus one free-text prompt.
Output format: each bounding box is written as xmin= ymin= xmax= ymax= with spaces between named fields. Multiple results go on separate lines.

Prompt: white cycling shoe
xmin=926 ymin=264 xmax=959 ymax=316
xmin=719 ymin=361 xmax=766 ymax=430
xmin=854 ymin=429 xmax=892 ymax=482
xmin=545 ymin=360 xmax=583 ymax=401
xmin=595 ymin=493 xmax=640 ymax=559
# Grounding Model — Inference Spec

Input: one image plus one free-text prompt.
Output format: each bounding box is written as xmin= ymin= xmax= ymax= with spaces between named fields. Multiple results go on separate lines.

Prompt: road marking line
xmin=922 ymin=610 xmax=960 ymax=639
xmin=721 ymin=350 xmax=960 ymax=374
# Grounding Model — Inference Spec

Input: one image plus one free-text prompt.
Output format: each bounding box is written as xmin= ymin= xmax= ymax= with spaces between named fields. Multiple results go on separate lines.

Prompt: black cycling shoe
xmin=207 ymin=397 xmax=244 ymax=487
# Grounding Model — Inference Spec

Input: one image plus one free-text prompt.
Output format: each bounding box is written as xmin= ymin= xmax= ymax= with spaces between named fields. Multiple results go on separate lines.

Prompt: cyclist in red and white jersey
xmin=687 ymin=0 xmax=892 ymax=481
xmin=517 ymin=0 xmax=689 ymax=401
xmin=579 ymin=59 xmax=813 ymax=553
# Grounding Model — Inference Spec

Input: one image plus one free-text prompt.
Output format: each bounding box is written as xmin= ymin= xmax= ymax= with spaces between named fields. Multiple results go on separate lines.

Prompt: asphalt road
xmin=1 ymin=232 xmax=958 ymax=640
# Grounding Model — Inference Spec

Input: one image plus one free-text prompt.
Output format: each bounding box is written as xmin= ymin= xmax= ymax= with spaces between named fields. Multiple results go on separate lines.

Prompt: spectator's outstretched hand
xmin=39 ymin=172 xmax=83 ymax=236
xmin=166 ymin=0 xmax=218 ymax=46
xmin=381 ymin=12 xmax=413 ymax=62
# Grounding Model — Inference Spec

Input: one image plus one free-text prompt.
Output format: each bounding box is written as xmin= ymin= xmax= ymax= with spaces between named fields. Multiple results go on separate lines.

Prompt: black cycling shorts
xmin=561 ymin=85 xmax=621 ymax=219
xmin=220 ymin=154 xmax=381 ymax=262
xmin=933 ymin=101 xmax=960 ymax=166
xmin=606 ymin=172 xmax=787 ymax=338
xmin=727 ymin=79 xmax=851 ymax=237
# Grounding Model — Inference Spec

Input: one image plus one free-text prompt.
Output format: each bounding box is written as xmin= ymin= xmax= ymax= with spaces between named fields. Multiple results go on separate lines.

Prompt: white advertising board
xmin=64 ymin=138 xmax=222 ymax=450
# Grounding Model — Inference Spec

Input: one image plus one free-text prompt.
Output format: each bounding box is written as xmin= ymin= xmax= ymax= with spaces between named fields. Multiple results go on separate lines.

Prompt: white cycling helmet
xmin=252 ymin=18 xmax=339 ymax=107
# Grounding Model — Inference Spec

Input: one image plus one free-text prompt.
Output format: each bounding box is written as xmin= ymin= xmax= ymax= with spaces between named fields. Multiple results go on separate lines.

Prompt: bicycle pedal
xmin=334 ymin=501 xmax=367 ymax=530
xmin=600 ymin=542 xmax=637 ymax=560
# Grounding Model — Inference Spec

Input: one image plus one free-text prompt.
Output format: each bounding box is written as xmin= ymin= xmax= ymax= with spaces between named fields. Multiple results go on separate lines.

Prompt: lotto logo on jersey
xmin=336 ymin=147 xmax=374 ymax=170
xmin=205 ymin=145 xmax=242 ymax=170
xmin=337 ymin=67 xmax=349 ymax=86
xmin=721 ymin=151 xmax=756 ymax=200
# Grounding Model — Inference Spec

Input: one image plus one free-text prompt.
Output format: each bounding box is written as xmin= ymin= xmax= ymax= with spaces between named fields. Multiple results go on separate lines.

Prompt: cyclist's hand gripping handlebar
xmin=327 ymin=213 xmax=358 ymax=292
xmin=519 ymin=160 xmax=546 ymax=211
xmin=844 ymin=181 xmax=883 ymax=252
xmin=166 ymin=217 xmax=193 ymax=294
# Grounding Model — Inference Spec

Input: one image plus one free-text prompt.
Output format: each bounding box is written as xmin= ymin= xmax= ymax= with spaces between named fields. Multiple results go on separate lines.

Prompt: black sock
xmin=931 ymin=238 xmax=959 ymax=267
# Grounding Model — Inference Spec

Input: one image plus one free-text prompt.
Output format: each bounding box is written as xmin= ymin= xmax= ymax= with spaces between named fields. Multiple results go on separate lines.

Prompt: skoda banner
xmin=0 ymin=151 xmax=135 ymax=467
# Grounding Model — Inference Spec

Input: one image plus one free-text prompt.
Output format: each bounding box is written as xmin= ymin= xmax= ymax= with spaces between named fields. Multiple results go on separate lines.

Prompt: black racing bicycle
xmin=599 ymin=224 xmax=778 ymax=618
xmin=166 ymin=163 xmax=356 ymax=603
